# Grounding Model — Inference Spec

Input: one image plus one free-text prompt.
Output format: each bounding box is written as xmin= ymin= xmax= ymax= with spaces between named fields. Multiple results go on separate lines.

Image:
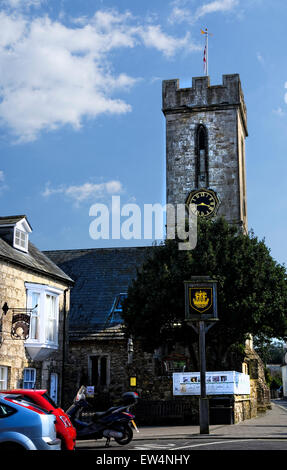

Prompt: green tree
xmin=122 ymin=218 xmax=287 ymax=370
xmin=254 ymin=338 xmax=285 ymax=364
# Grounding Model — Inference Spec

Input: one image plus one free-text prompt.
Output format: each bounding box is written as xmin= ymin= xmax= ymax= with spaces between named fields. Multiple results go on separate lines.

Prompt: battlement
xmin=162 ymin=74 xmax=247 ymax=134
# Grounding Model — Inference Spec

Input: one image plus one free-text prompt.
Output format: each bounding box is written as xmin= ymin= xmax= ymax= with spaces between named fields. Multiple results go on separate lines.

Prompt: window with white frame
xmin=25 ymin=283 xmax=62 ymax=350
xmin=45 ymin=294 xmax=57 ymax=343
xmin=0 ymin=366 xmax=8 ymax=390
xmin=14 ymin=228 xmax=28 ymax=252
xmin=23 ymin=368 xmax=36 ymax=389
xmin=29 ymin=292 xmax=40 ymax=340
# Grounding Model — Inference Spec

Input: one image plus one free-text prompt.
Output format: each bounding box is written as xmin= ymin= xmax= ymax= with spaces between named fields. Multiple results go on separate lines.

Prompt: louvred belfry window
xmin=196 ymin=124 xmax=209 ymax=188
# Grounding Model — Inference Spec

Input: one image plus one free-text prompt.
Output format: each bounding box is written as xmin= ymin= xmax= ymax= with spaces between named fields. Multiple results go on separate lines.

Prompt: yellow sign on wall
xmin=130 ymin=377 xmax=137 ymax=387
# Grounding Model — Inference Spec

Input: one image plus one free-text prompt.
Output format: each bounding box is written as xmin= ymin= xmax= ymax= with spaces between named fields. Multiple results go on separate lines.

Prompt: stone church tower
xmin=162 ymin=74 xmax=248 ymax=232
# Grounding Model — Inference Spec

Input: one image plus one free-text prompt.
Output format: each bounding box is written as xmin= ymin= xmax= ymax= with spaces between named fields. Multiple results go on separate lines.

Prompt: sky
xmin=0 ymin=0 xmax=287 ymax=267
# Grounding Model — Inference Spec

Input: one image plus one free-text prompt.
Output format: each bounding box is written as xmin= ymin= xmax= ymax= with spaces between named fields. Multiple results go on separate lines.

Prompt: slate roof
xmin=0 ymin=215 xmax=32 ymax=228
xmin=44 ymin=247 xmax=152 ymax=336
xmin=0 ymin=238 xmax=74 ymax=285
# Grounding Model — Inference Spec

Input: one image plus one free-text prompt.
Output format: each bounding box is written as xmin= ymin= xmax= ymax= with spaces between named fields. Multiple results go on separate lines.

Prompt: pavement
xmin=131 ymin=399 xmax=287 ymax=440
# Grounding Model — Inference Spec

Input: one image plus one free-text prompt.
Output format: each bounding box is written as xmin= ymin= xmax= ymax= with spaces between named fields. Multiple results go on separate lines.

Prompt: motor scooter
xmin=66 ymin=386 xmax=139 ymax=447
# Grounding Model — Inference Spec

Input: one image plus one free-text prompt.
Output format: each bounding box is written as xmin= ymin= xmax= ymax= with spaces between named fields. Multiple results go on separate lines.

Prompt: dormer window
xmin=14 ymin=228 xmax=28 ymax=252
xmin=0 ymin=215 xmax=32 ymax=253
xmin=104 ymin=293 xmax=127 ymax=327
xmin=113 ymin=293 xmax=127 ymax=313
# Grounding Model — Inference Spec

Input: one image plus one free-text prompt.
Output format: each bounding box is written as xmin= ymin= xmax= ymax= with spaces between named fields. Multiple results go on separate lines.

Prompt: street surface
xmin=76 ymin=399 xmax=287 ymax=452
xmin=77 ymin=437 xmax=287 ymax=451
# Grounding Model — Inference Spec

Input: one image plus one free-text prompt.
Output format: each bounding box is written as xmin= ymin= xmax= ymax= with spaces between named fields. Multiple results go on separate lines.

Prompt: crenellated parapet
xmin=162 ymin=74 xmax=247 ymax=136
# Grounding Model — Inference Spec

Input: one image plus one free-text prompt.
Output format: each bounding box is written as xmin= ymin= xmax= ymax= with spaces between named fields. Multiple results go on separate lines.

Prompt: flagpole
xmin=201 ymin=28 xmax=212 ymax=76
xmin=206 ymin=29 xmax=208 ymax=76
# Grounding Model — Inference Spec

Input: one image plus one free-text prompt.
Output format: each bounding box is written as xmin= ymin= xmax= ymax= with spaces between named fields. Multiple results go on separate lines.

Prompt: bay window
xmin=25 ymin=283 xmax=63 ymax=360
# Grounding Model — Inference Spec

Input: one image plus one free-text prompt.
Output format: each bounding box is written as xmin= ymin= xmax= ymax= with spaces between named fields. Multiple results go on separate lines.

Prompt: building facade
xmin=0 ymin=215 xmax=73 ymax=405
xmin=44 ymin=247 xmax=149 ymax=408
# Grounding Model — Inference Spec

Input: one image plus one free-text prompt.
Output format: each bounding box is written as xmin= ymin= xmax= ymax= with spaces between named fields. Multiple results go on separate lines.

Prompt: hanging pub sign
xmin=11 ymin=312 xmax=31 ymax=340
xmin=184 ymin=277 xmax=218 ymax=321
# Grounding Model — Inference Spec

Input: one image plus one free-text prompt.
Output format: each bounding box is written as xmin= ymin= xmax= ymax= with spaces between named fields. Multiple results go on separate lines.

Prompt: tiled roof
xmin=44 ymin=247 xmax=152 ymax=335
xmin=0 ymin=238 xmax=73 ymax=285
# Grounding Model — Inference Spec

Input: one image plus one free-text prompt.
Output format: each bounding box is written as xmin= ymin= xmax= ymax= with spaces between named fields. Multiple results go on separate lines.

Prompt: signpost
xmin=184 ymin=277 xmax=218 ymax=434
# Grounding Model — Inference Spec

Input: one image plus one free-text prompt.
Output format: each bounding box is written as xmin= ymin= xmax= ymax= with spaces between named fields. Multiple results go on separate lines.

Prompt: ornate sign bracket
xmin=1 ymin=303 xmax=37 ymax=340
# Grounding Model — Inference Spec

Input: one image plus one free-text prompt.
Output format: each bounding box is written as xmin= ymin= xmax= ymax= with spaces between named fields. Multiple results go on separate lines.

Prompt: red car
xmin=2 ymin=389 xmax=76 ymax=450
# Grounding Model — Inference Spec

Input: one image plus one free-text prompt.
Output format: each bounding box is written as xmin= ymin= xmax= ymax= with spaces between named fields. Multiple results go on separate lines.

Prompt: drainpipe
xmin=61 ymin=288 xmax=69 ymax=407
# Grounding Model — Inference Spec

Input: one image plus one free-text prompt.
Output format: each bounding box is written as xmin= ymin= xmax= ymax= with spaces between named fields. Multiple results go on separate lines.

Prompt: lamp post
xmin=184 ymin=277 xmax=218 ymax=434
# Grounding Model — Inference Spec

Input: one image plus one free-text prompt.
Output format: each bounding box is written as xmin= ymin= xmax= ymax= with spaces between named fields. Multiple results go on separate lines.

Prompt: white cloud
xmin=256 ymin=52 xmax=265 ymax=64
xmin=42 ymin=180 xmax=124 ymax=205
xmin=168 ymin=7 xmax=192 ymax=24
xmin=139 ymin=25 xmax=199 ymax=57
xmin=0 ymin=170 xmax=8 ymax=194
xmin=284 ymin=83 xmax=287 ymax=108
xmin=195 ymin=0 xmax=238 ymax=18
xmin=273 ymin=107 xmax=285 ymax=117
xmin=2 ymin=0 xmax=43 ymax=9
xmin=168 ymin=0 xmax=239 ymax=24
xmin=0 ymin=9 xmax=196 ymax=142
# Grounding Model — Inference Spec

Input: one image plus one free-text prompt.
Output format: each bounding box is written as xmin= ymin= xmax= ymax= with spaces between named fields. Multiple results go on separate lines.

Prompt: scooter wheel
xmin=114 ymin=425 xmax=133 ymax=445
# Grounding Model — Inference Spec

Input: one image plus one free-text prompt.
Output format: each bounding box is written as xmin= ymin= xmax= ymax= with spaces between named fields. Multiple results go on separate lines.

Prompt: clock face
xmin=187 ymin=190 xmax=219 ymax=217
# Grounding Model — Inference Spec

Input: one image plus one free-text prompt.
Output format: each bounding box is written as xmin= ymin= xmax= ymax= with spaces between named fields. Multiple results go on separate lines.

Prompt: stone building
xmin=163 ymin=74 xmax=248 ymax=232
xmin=0 ymin=215 xmax=73 ymax=404
xmin=44 ymin=74 xmax=270 ymax=421
xmin=44 ymin=247 xmax=149 ymax=408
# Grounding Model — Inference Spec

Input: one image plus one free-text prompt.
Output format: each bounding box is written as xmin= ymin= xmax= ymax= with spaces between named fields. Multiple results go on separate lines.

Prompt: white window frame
xmin=25 ymin=283 xmax=63 ymax=350
xmin=13 ymin=228 xmax=28 ymax=252
xmin=0 ymin=366 xmax=8 ymax=390
xmin=23 ymin=368 xmax=36 ymax=389
xmin=50 ymin=373 xmax=58 ymax=404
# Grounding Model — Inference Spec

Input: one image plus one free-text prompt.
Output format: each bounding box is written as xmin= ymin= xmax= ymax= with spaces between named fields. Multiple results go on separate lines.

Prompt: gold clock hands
xmin=197 ymin=202 xmax=213 ymax=210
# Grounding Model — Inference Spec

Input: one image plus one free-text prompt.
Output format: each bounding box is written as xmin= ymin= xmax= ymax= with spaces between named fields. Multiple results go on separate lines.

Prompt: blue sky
xmin=0 ymin=0 xmax=287 ymax=267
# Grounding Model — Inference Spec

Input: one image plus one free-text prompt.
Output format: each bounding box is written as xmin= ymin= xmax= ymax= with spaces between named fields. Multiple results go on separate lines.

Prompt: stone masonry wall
xmin=63 ymin=335 xmax=129 ymax=409
xmin=162 ymin=74 xmax=248 ymax=229
xmin=0 ymin=258 xmax=70 ymax=401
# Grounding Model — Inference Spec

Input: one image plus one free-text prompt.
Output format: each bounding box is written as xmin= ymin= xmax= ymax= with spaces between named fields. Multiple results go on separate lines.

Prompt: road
xmin=75 ymin=400 xmax=287 ymax=455
xmin=76 ymin=436 xmax=287 ymax=451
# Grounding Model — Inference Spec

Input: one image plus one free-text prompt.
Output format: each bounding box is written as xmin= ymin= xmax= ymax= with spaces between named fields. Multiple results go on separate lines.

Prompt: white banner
xmin=173 ymin=371 xmax=250 ymax=396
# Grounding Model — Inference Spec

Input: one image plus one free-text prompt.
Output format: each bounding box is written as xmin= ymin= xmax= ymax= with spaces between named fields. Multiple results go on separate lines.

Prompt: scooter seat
xmin=94 ymin=406 xmax=118 ymax=419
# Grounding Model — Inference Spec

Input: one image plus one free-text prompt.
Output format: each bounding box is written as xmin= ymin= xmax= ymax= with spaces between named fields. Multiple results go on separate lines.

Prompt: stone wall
xmin=245 ymin=345 xmax=271 ymax=413
xmin=162 ymin=74 xmax=248 ymax=230
xmin=62 ymin=332 xmax=129 ymax=409
xmin=0 ymin=258 xmax=70 ymax=402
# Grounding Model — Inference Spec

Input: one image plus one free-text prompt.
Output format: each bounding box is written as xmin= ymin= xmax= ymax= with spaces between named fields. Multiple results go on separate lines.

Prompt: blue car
xmin=0 ymin=393 xmax=61 ymax=450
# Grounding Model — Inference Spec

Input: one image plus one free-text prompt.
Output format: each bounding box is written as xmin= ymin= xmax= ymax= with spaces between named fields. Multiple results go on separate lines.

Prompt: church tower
xmin=162 ymin=74 xmax=248 ymax=231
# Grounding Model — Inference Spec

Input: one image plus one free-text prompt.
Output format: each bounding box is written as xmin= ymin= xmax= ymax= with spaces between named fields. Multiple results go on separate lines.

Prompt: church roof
xmin=44 ymin=246 xmax=152 ymax=337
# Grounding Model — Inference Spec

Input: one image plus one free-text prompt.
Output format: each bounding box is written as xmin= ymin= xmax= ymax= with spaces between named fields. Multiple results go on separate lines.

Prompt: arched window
xmin=195 ymin=124 xmax=209 ymax=188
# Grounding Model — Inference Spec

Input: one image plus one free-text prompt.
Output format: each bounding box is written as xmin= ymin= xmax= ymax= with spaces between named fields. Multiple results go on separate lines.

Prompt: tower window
xmin=195 ymin=125 xmax=208 ymax=188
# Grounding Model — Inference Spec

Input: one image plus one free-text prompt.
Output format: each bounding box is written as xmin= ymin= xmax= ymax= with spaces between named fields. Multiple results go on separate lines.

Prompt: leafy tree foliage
xmin=122 ymin=218 xmax=287 ymax=370
xmin=254 ymin=339 xmax=285 ymax=365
